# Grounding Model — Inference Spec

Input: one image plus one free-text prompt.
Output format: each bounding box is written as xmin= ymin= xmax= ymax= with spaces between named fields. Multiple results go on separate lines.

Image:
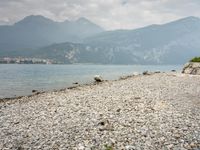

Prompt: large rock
xmin=94 ymin=75 xmax=103 ymax=82
xmin=182 ymin=62 xmax=200 ymax=75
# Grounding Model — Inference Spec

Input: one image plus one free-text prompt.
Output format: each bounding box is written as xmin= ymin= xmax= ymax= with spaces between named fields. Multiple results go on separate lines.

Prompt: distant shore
xmin=0 ymin=72 xmax=200 ymax=149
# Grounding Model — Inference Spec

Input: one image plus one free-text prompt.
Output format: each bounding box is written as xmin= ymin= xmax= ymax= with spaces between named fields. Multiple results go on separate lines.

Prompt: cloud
xmin=0 ymin=0 xmax=199 ymax=30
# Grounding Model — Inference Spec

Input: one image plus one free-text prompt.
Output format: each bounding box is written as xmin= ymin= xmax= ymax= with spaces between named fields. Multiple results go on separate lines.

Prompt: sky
xmin=0 ymin=0 xmax=200 ymax=30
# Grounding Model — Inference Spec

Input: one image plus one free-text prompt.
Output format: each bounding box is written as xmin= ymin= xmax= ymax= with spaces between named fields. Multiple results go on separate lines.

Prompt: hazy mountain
xmin=83 ymin=16 xmax=200 ymax=64
xmin=25 ymin=42 xmax=142 ymax=64
xmin=1 ymin=16 xmax=200 ymax=64
xmin=0 ymin=15 xmax=104 ymax=52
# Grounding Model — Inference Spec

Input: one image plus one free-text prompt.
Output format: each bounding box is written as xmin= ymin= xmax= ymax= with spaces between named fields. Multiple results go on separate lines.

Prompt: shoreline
xmin=0 ymin=71 xmax=184 ymax=104
xmin=1 ymin=70 xmax=168 ymax=103
xmin=0 ymin=64 xmax=182 ymax=100
xmin=1 ymin=72 xmax=200 ymax=149
xmin=0 ymin=70 xmax=178 ymax=101
xmin=0 ymin=72 xmax=142 ymax=103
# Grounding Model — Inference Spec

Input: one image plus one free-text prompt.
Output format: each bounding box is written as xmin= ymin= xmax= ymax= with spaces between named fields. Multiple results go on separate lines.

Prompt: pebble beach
xmin=0 ymin=72 xmax=200 ymax=150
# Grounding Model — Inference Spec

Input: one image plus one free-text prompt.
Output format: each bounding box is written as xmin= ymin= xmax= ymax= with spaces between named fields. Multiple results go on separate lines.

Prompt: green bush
xmin=190 ymin=57 xmax=200 ymax=62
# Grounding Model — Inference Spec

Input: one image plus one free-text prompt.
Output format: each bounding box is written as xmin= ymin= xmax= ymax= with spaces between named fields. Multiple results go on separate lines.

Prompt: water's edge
xmin=0 ymin=71 xmax=178 ymax=102
xmin=0 ymin=64 xmax=182 ymax=99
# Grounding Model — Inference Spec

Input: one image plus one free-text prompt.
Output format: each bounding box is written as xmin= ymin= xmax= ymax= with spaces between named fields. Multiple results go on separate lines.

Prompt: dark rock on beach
xmin=94 ymin=75 xmax=103 ymax=82
xmin=73 ymin=82 xmax=79 ymax=85
xmin=32 ymin=90 xmax=38 ymax=93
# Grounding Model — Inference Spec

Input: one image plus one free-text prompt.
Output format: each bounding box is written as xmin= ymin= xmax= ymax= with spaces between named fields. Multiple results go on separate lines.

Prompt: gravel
xmin=0 ymin=73 xmax=200 ymax=150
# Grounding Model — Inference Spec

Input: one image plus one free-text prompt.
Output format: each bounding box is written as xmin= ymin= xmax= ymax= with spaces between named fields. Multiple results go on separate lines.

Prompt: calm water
xmin=0 ymin=64 xmax=182 ymax=98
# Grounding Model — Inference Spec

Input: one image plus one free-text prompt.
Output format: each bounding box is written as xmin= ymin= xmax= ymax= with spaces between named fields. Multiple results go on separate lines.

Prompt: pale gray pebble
xmin=0 ymin=73 xmax=200 ymax=149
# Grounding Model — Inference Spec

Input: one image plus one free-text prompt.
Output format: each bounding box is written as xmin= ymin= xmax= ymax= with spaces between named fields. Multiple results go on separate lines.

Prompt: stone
xmin=143 ymin=71 xmax=149 ymax=75
xmin=120 ymin=75 xmax=133 ymax=80
xmin=94 ymin=75 xmax=103 ymax=82
xmin=174 ymin=133 xmax=181 ymax=139
xmin=155 ymin=71 xmax=161 ymax=73
xmin=143 ymin=71 xmax=153 ymax=75
xmin=116 ymin=108 xmax=121 ymax=112
xmin=133 ymin=72 xmax=139 ymax=76
xmin=32 ymin=90 xmax=38 ymax=93
xmin=78 ymin=144 xmax=85 ymax=150
xmin=166 ymin=144 xmax=174 ymax=149
xmin=73 ymin=82 xmax=79 ymax=85
xmin=125 ymin=145 xmax=136 ymax=150
xmin=182 ymin=62 xmax=200 ymax=75
xmin=98 ymin=119 xmax=114 ymax=131
xmin=189 ymin=142 xmax=196 ymax=148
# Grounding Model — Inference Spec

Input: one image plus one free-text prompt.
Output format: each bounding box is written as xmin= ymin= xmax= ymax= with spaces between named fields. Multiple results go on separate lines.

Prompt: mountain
xmin=0 ymin=15 xmax=104 ymax=52
xmin=1 ymin=16 xmax=200 ymax=64
xmin=83 ymin=16 xmax=200 ymax=64
xmin=21 ymin=42 xmax=142 ymax=64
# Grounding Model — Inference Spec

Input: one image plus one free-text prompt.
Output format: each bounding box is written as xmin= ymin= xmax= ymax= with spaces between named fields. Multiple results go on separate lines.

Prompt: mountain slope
xmin=20 ymin=42 xmax=141 ymax=64
xmin=83 ymin=16 xmax=200 ymax=64
xmin=0 ymin=15 xmax=104 ymax=51
xmin=1 ymin=16 xmax=200 ymax=64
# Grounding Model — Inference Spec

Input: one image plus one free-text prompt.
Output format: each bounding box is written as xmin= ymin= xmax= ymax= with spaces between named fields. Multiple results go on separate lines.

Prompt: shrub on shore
xmin=190 ymin=57 xmax=200 ymax=62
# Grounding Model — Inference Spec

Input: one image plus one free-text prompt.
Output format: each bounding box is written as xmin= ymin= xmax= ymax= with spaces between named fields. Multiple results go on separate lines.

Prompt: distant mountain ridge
xmin=82 ymin=16 xmax=200 ymax=64
xmin=0 ymin=15 xmax=104 ymax=51
xmin=1 ymin=16 xmax=200 ymax=64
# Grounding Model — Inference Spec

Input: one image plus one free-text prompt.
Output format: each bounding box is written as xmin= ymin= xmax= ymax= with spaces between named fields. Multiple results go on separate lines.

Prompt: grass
xmin=190 ymin=57 xmax=200 ymax=62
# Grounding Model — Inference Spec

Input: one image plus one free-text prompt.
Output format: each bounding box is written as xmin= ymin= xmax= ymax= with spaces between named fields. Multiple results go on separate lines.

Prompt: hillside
xmin=30 ymin=42 xmax=142 ymax=64
xmin=83 ymin=16 xmax=200 ymax=64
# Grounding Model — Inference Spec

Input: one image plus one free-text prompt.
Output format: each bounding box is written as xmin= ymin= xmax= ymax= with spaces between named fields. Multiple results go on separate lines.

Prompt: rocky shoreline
xmin=0 ymin=73 xmax=136 ymax=103
xmin=0 ymin=72 xmax=200 ymax=149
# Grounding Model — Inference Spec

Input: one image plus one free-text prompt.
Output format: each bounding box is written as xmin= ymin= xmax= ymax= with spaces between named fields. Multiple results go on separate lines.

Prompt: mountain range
xmin=0 ymin=15 xmax=200 ymax=64
xmin=0 ymin=15 xmax=104 ymax=52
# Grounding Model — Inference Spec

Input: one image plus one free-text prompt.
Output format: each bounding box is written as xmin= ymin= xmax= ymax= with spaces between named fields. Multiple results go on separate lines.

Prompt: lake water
xmin=0 ymin=64 xmax=182 ymax=98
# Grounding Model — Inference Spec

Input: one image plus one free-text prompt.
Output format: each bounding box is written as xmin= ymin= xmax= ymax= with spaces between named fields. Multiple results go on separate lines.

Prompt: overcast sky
xmin=0 ymin=0 xmax=200 ymax=30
